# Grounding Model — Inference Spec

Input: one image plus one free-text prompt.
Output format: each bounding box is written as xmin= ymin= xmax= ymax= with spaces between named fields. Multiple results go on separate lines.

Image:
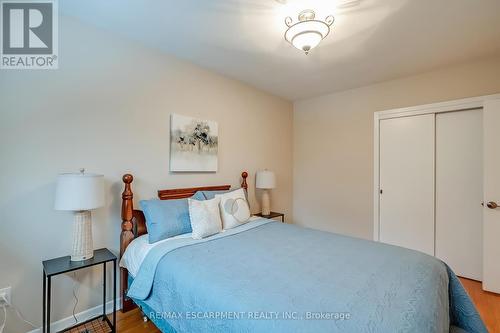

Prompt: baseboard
xmin=27 ymin=298 xmax=121 ymax=333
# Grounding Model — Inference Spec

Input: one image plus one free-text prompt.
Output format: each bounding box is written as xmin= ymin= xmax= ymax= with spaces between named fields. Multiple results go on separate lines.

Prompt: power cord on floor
xmin=0 ymin=294 xmax=36 ymax=333
xmin=0 ymin=306 xmax=6 ymax=333
xmin=0 ymin=274 xmax=87 ymax=333
xmin=11 ymin=306 xmax=36 ymax=329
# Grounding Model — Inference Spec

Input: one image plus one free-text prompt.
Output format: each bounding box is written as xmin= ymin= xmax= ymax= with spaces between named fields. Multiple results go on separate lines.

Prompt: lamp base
xmin=261 ymin=190 xmax=271 ymax=216
xmin=71 ymin=253 xmax=93 ymax=262
xmin=71 ymin=211 xmax=94 ymax=262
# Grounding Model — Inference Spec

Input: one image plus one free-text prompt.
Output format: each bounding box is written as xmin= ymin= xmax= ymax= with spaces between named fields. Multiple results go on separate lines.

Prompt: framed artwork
xmin=170 ymin=114 xmax=218 ymax=172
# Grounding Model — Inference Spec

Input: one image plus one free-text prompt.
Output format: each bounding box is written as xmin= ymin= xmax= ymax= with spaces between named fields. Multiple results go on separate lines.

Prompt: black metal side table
xmin=42 ymin=248 xmax=117 ymax=333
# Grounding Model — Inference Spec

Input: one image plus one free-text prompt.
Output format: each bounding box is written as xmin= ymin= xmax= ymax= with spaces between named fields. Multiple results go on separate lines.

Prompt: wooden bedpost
xmin=121 ymin=174 xmax=134 ymax=257
xmin=241 ymin=171 xmax=248 ymax=192
xmin=121 ymin=174 xmax=136 ymax=312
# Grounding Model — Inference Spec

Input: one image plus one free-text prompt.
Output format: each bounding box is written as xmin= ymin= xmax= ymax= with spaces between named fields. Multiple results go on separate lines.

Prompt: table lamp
xmin=55 ymin=169 xmax=104 ymax=261
xmin=256 ymin=169 xmax=276 ymax=216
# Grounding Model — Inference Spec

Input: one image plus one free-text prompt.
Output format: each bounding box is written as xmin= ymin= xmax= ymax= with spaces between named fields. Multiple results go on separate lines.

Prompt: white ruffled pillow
xmin=215 ymin=188 xmax=251 ymax=230
xmin=188 ymin=197 xmax=223 ymax=239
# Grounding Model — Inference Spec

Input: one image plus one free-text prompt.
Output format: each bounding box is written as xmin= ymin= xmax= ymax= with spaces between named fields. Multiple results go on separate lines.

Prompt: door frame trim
xmin=373 ymin=93 xmax=500 ymax=241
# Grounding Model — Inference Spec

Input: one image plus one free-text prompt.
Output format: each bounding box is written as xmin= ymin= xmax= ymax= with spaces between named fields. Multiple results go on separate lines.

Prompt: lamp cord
xmin=72 ymin=272 xmax=98 ymax=326
xmin=72 ymin=272 xmax=79 ymax=324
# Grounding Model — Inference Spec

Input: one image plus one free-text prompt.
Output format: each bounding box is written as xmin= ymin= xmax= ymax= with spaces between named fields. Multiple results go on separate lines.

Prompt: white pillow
xmin=215 ymin=188 xmax=251 ymax=230
xmin=188 ymin=197 xmax=223 ymax=239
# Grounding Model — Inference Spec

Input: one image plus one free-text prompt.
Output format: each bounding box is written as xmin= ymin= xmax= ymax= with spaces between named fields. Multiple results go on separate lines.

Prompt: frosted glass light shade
xmin=256 ymin=170 xmax=276 ymax=189
xmin=55 ymin=172 xmax=105 ymax=211
xmin=284 ymin=10 xmax=334 ymax=54
xmin=291 ymin=31 xmax=323 ymax=52
xmin=285 ymin=20 xmax=330 ymax=53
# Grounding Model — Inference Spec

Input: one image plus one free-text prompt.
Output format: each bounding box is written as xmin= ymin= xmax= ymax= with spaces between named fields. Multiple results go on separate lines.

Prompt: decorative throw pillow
xmin=215 ymin=188 xmax=251 ymax=230
xmin=192 ymin=191 xmax=206 ymax=201
xmin=188 ymin=197 xmax=223 ymax=239
xmin=140 ymin=198 xmax=192 ymax=243
xmin=199 ymin=190 xmax=230 ymax=200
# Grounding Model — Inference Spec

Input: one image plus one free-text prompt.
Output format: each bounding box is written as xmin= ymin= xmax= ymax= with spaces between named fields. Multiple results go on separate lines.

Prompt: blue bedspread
xmin=128 ymin=219 xmax=486 ymax=333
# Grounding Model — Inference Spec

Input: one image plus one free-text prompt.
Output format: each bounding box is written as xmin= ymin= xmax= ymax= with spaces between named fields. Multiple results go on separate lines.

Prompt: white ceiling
xmin=61 ymin=0 xmax=500 ymax=100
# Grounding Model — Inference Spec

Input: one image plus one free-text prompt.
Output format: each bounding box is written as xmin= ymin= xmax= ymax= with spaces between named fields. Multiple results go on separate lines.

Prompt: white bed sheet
xmin=119 ymin=216 xmax=262 ymax=277
xmin=119 ymin=232 xmax=192 ymax=278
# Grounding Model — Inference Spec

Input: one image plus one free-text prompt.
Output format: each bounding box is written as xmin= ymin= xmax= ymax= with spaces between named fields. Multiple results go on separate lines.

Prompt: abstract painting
xmin=170 ymin=114 xmax=218 ymax=172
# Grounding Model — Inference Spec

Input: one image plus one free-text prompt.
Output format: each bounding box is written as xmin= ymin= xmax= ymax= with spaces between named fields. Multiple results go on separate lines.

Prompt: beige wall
xmin=293 ymin=56 xmax=500 ymax=240
xmin=0 ymin=17 xmax=292 ymax=332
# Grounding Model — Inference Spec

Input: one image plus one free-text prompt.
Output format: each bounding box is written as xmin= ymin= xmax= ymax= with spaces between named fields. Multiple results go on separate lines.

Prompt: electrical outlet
xmin=0 ymin=286 xmax=11 ymax=306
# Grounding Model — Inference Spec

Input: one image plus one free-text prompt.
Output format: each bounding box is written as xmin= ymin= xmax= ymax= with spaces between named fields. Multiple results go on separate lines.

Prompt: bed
xmin=119 ymin=172 xmax=486 ymax=333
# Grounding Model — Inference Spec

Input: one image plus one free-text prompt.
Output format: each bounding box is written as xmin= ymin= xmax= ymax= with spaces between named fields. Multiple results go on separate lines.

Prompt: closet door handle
xmin=485 ymin=201 xmax=499 ymax=209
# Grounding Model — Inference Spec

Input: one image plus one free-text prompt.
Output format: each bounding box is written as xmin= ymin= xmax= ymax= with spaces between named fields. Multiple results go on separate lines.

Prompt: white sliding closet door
xmin=379 ymin=114 xmax=435 ymax=255
xmin=435 ymin=109 xmax=483 ymax=281
xmin=483 ymin=99 xmax=500 ymax=292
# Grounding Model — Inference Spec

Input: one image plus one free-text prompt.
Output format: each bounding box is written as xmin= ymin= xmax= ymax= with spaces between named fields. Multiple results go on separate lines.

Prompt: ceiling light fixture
xmin=284 ymin=9 xmax=334 ymax=55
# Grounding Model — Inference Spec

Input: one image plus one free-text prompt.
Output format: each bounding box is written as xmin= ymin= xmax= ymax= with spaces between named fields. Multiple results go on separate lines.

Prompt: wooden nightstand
xmin=254 ymin=211 xmax=285 ymax=223
xmin=42 ymin=248 xmax=117 ymax=333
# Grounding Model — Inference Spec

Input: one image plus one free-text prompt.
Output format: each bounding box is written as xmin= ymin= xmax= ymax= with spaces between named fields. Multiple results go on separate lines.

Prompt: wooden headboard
xmin=120 ymin=171 xmax=249 ymax=312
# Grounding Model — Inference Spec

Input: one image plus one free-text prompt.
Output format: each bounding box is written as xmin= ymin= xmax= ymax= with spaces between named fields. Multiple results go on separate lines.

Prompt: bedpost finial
xmin=241 ymin=171 xmax=248 ymax=190
xmin=123 ymin=174 xmax=133 ymax=184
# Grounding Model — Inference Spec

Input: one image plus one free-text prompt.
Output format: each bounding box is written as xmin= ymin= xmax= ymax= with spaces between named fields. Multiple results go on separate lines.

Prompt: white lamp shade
xmin=54 ymin=172 xmax=105 ymax=211
xmin=256 ymin=170 xmax=276 ymax=189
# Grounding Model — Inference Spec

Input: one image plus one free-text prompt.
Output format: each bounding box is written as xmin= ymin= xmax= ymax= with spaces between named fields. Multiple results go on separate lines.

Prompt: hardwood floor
xmin=115 ymin=307 xmax=160 ymax=333
xmin=459 ymin=277 xmax=500 ymax=333
xmin=115 ymin=278 xmax=500 ymax=333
